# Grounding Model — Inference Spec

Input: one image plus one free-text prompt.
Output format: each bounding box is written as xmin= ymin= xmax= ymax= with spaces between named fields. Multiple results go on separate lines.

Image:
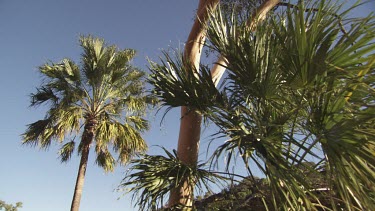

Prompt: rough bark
xmin=70 ymin=120 xmax=96 ymax=211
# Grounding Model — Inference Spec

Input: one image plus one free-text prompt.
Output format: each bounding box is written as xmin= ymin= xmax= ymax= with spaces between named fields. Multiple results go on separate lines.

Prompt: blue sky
xmin=0 ymin=1 xmax=374 ymax=211
xmin=0 ymin=1 xmax=198 ymax=210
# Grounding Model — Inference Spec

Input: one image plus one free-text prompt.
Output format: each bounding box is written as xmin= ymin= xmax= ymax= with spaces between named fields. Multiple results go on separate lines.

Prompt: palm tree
xmin=158 ymin=0 xmax=279 ymax=208
xmin=124 ymin=0 xmax=375 ymax=210
xmin=22 ymin=35 xmax=150 ymax=211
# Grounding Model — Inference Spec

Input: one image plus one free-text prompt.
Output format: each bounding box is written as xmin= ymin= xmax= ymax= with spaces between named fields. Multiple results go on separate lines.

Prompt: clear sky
xmin=0 ymin=1 xmax=198 ymax=210
xmin=0 ymin=1 xmax=374 ymax=211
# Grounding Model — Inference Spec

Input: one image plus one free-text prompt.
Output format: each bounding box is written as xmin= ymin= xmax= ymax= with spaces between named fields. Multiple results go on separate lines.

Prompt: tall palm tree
xmin=124 ymin=0 xmax=375 ymax=210
xmin=162 ymin=0 xmax=279 ymax=208
xmin=22 ymin=36 xmax=150 ymax=211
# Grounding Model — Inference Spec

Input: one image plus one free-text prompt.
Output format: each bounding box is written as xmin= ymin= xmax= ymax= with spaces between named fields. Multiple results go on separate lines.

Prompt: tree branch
xmin=276 ymin=2 xmax=349 ymax=37
xmin=210 ymin=0 xmax=281 ymax=87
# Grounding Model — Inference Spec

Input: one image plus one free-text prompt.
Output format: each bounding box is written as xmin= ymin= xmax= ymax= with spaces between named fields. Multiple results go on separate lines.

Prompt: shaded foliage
xmin=194 ymin=163 xmax=336 ymax=211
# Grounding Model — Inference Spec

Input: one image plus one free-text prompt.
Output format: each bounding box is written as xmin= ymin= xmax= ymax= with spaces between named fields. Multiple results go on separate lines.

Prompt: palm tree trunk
xmin=168 ymin=107 xmax=203 ymax=208
xmin=70 ymin=142 xmax=90 ymax=211
xmin=70 ymin=120 xmax=96 ymax=211
xmin=168 ymin=0 xmax=280 ymax=209
xmin=168 ymin=0 xmax=219 ymax=208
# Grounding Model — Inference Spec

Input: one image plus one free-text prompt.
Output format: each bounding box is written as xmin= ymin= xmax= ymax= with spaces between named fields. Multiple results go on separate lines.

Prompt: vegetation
xmin=0 ymin=200 xmax=22 ymax=211
xmin=194 ymin=163 xmax=331 ymax=210
xmin=123 ymin=0 xmax=375 ymax=210
xmin=22 ymin=36 xmax=150 ymax=211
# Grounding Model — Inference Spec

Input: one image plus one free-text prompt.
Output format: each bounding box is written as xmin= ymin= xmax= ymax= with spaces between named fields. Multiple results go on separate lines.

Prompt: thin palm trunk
xmin=70 ymin=121 xmax=96 ymax=211
xmin=70 ymin=143 xmax=90 ymax=211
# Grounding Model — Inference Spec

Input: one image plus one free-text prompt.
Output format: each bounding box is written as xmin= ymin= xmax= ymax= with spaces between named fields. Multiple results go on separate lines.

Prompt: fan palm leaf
xmin=22 ymin=35 xmax=150 ymax=211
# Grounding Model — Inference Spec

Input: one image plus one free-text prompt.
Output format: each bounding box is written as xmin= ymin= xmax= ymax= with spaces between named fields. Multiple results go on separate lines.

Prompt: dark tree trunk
xmin=70 ymin=120 xmax=96 ymax=211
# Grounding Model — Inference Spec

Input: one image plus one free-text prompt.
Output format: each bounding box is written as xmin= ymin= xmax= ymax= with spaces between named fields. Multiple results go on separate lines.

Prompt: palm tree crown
xmin=23 ymin=35 xmax=150 ymax=210
xmin=23 ymin=35 xmax=148 ymax=168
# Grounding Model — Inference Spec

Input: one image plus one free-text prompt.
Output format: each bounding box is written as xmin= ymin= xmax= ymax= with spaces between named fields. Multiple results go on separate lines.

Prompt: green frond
xmin=22 ymin=118 xmax=54 ymax=149
xmin=34 ymin=59 xmax=85 ymax=113
xmin=108 ymin=49 xmax=136 ymax=75
xmin=95 ymin=119 xmax=148 ymax=166
xmin=23 ymin=103 xmax=83 ymax=151
xmin=30 ymin=86 xmax=58 ymax=107
xmin=120 ymin=147 xmax=226 ymax=210
xmin=308 ymin=89 xmax=375 ymax=209
xmin=121 ymin=95 xmax=148 ymax=115
xmin=95 ymin=144 xmax=116 ymax=172
xmin=80 ymin=35 xmax=139 ymax=90
xmin=148 ymin=50 xmax=224 ymax=113
xmin=39 ymin=59 xmax=81 ymax=87
xmin=115 ymin=123 xmax=148 ymax=165
xmin=199 ymin=1 xmax=375 ymax=210
xmin=25 ymin=35 xmax=150 ymax=174
xmin=125 ymin=116 xmax=149 ymax=132
xmin=42 ymin=106 xmax=82 ymax=143
xmin=59 ymin=141 xmax=75 ymax=163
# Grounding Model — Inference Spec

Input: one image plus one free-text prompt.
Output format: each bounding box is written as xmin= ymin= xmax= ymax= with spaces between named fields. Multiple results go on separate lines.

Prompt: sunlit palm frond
xmin=148 ymin=51 xmax=224 ymax=114
xmin=24 ymin=35 xmax=150 ymax=172
xmin=95 ymin=143 xmax=116 ymax=172
xmin=121 ymin=147 xmax=226 ymax=210
xmin=94 ymin=116 xmax=148 ymax=166
xmin=204 ymin=0 xmax=375 ymax=210
xmin=24 ymin=35 xmax=151 ymax=211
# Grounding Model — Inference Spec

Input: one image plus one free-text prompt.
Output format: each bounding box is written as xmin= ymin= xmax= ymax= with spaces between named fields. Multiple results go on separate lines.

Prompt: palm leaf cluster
xmin=121 ymin=147 xmax=225 ymax=210
xmin=23 ymin=35 xmax=149 ymax=171
xmin=149 ymin=52 xmax=225 ymax=115
xmin=126 ymin=0 xmax=375 ymax=210
xmin=204 ymin=1 xmax=375 ymax=209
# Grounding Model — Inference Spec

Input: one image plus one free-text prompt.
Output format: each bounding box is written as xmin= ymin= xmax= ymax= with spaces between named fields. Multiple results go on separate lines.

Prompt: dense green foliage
xmin=121 ymin=147 xmax=226 ymax=210
xmin=23 ymin=35 xmax=150 ymax=171
xmin=22 ymin=35 xmax=152 ymax=210
xmin=124 ymin=0 xmax=375 ymax=210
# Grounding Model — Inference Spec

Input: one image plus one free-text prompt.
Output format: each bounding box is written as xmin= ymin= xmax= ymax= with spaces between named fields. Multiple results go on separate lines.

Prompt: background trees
xmin=22 ymin=36 xmax=150 ymax=211
xmin=0 ymin=200 xmax=22 ymax=211
xmin=123 ymin=0 xmax=375 ymax=210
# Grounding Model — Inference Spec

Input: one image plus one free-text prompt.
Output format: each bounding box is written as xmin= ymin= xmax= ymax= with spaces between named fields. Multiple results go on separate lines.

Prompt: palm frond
xmin=22 ymin=118 xmax=54 ymax=149
xmin=148 ymin=50 xmax=225 ymax=114
xmin=95 ymin=144 xmax=116 ymax=172
xmin=203 ymin=0 xmax=375 ymax=210
xmin=24 ymin=35 xmax=150 ymax=175
xmin=59 ymin=141 xmax=75 ymax=162
xmin=30 ymin=86 xmax=58 ymax=107
xmin=120 ymin=147 xmax=226 ymax=210
xmin=95 ymin=119 xmax=148 ymax=165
